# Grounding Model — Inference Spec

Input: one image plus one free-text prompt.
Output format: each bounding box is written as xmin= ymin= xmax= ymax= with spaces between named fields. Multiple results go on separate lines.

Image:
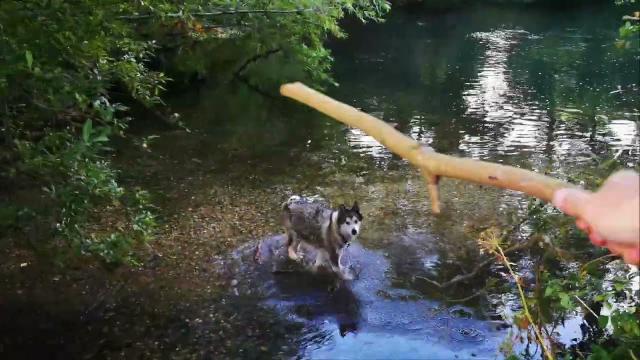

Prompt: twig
xmin=118 ymin=8 xmax=317 ymax=20
xmin=415 ymin=225 xmax=535 ymax=288
xmin=280 ymin=82 xmax=576 ymax=214
xmin=495 ymin=244 xmax=553 ymax=360
xmin=579 ymin=253 xmax=616 ymax=274
xmin=229 ymin=48 xmax=282 ymax=98
xmin=233 ymin=48 xmax=282 ymax=79
xmin=445 ymin=289 xmax=486 ymax=303
xmin=574 ymin=295 xmax=599 ymax=319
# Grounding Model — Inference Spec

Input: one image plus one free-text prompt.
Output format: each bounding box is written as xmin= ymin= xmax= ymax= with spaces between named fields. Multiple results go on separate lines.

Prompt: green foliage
xmin=617 ymin=20 xmax=640 ymax=48
xmin=475 ymin=156 xmax=639 ymax=358
xmin=615 ymin=1 xmax=639 ymax=49
xmin=0 ymin=0 xmax=389 ymax=266
xmin=503 ymin=202 xmax=640 ymax=357
xmin=13 ymin=116 xmax=157 ymax=265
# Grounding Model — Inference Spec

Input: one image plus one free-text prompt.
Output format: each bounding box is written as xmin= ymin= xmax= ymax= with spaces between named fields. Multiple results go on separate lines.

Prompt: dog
xmin=282 ymin=195 xmax=363 ymax=279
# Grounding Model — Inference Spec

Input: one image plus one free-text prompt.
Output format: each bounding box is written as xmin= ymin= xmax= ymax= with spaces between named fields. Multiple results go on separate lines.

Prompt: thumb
xmin=553 ymin=188 xmax=592 ymax=218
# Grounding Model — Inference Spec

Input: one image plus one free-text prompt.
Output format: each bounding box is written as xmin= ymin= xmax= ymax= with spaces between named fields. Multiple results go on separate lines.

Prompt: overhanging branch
xmin=118 ymin=8 xmax=318 ymax=20
xmin=232 ymin=48 xmax=283 ymax=99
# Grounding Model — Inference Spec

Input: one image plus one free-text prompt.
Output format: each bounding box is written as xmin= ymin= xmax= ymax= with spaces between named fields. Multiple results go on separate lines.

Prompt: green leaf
xmin=25 ymin=50 xmax=33 ymax=70
xmin=613 ymin=281 xmax=627 ymax=291
xmin=82 ymin=120 xmax=93 ymax=143
xmin=93 ymin=134 xmax=109 ymax=142
xmin=589 ymin=345 xmax=613 ymax=360
xmin=559 ymin=293 xmax=573 ymax=310
xmin=598 ymin=315 xmax=609 ymax=329
xmin=544 ymin=286 xmax=555 ymax=297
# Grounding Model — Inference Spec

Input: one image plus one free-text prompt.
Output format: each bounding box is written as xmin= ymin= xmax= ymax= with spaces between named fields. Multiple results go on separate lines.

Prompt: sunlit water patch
xmin=462 ymin=30 xmax=550 ymax=158
xmin=215 ymin=235 xmax=511 ymax=359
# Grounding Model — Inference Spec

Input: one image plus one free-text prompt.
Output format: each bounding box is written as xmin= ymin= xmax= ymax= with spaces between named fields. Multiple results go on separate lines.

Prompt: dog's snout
xmin=351 ymin=229 xmax=357 ymax=236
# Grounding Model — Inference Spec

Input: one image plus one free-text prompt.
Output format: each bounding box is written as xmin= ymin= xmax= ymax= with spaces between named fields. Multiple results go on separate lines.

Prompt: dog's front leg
xmin=287 ymin=232 xmax=301 ymax=261
xmin=336 ymin=250 xmax=355 ymax=281
xmin=312 ymin=249 xmax=330 ymax=273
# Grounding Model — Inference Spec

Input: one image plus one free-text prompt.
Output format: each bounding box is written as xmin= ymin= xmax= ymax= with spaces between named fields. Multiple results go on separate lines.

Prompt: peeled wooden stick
xmin=280 ymin=82 xmax=575 ymax=213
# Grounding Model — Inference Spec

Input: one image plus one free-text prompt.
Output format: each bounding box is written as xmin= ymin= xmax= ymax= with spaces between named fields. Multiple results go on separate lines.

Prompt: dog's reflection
xmin=254 ymin=235 xmax=361 ymax=336
xmin=273 ymin=269 xmax=361 ymax=337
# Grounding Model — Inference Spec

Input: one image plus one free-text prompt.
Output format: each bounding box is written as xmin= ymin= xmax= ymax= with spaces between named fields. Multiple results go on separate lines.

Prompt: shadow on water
xmin=214 ymin=235 xmax=509 ymax=359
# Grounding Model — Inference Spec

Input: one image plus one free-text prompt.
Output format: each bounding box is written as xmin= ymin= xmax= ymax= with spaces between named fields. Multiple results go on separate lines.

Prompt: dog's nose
xmin=352 ymin=229 xmax=357 ymax=236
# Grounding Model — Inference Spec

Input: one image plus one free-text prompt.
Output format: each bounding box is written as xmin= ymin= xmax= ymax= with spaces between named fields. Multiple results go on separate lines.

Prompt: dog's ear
xmin=338 ymin=204 xmax=347 ymax=223
xmin=352 ymin=201 xmax=362 ymax=220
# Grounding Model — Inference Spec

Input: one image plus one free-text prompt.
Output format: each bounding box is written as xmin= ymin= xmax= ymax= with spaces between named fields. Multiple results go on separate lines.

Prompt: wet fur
xmin=282 ymin=196 xmax=363 ymax=279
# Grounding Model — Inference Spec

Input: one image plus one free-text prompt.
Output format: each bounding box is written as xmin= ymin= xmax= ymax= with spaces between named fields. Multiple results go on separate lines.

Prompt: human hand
xmin=552 ymin=170 xmax=640 ymax=265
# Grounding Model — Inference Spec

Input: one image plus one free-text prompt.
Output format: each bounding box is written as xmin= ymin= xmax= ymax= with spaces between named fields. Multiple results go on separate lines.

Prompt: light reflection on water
xmin=305 ymin=8 xmax=638 ymax=357
xmin=340 ymin=26 xmax=638 ymax=164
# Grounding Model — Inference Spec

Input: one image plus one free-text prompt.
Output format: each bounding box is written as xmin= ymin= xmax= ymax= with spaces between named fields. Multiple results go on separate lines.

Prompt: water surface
xmin=139 ymin=4 xmax=639 ymax=358
xmin=2 ymin=3 xmax=638 ymax=359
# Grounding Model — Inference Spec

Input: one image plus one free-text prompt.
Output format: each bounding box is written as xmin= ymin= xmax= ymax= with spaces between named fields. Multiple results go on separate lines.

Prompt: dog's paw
xmin=339 ymin=268 xmax=355 ymax=281
xmin=287 ymin=247 xmax=300 ymax=262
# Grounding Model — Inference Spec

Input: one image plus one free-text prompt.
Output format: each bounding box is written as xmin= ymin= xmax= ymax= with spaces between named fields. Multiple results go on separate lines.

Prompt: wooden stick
xmin=280 ymin=82 xmax=575 ymax=213
xmin=422 ymin=169 xmax=441 ymax=214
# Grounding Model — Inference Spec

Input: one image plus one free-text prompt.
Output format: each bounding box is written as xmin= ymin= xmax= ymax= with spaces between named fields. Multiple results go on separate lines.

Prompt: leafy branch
xmin=118 ymin=8 xmax=321 ymax=20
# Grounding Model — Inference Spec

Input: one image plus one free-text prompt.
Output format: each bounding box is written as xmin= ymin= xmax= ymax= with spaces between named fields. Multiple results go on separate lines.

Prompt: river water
xmin=155 ymin=4 xmax=637 ymax=358
xmin=1 ymin=3 xmax=638 ymax=359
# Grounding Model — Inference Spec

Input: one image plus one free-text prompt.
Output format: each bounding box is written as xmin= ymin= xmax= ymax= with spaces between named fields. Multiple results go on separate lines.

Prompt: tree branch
xmin=414 ymin=234 xmax=538 ymax=289
xmin=280 ymin=83 xmax=577 ymax=214
xmin=445 ymin=289 xmax=487 ymax=303
xmin=233 ymin=48 xmax=282 ymax=79
xmin=232 ymin=48 xmax=282 ymax=99
xmin=118 ymin=8 xmax=317 ymax=20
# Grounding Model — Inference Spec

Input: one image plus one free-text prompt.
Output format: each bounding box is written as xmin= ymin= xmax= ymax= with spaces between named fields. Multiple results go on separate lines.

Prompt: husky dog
xmin=282 ymin=195 xmax=363 ymax=279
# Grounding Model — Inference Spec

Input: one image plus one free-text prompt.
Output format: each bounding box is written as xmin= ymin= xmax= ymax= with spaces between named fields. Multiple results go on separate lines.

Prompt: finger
xmin=601 ymin=170 xmax=640 ymax=190
xmin=606 ymin=242 xmax=635 ymax=257
xmin=576 ymin=219 xmax=589 ymax=231
xmin=588 ymin=231 xmax=607 ymax=247
xmin=622 ymin=248 xmax=640 ymax=265
xmin=553 ymin=188 xmax=592 ymax=219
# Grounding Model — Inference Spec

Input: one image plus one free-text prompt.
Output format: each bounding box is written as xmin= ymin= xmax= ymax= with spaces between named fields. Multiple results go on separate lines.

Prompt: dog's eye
xmin=354 ymin=219 xmax=358 ymax=224
xmin=346 ymin=221 xmax=350 ymax=225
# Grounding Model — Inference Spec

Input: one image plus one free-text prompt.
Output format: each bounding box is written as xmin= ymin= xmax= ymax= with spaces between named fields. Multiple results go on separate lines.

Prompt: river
xmin=1 ymin=3 xmax=638 ymax=359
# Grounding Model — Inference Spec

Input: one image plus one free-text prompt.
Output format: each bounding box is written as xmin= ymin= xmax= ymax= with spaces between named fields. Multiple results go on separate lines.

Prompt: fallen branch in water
xmin=445 ymin=289 xmax=487 ymax=303
xmin=414 ymin=234 xmax=538 ymax=289
xmin=280 ymin=82 xmax=576 ymax=214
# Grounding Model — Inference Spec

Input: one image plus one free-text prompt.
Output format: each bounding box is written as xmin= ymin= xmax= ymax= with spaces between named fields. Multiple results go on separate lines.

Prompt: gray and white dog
xmin=282 ymin=195 xmax=363 ymax=279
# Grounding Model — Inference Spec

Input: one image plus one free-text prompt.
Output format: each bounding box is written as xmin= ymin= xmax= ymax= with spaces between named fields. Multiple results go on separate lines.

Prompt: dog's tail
xmin=281 ymin=199 xmax=292 ymax=229
xmin=282 ymin=195 xmax=300 ymax=216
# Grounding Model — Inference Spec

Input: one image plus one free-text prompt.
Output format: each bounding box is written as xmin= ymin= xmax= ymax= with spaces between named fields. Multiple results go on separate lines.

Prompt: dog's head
xmin=337 ymin=201 xmax=363 ymax=244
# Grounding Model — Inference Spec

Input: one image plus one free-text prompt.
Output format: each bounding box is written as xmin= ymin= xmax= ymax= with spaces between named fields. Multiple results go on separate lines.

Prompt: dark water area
xmin=1 ymin=3 xmax=638 ymax=359
xmin=225 ymin=235 xmax=510 ymax=359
